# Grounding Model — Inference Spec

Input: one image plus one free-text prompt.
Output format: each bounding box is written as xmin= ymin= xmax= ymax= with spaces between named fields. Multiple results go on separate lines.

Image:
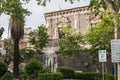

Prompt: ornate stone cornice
xmin=44 ymin=6 xmax=90 ymax=20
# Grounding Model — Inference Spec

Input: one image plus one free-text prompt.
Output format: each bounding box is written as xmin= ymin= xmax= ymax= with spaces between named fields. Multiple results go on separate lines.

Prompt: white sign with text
xmin=99 ymin=50 xmax=107 ymax=62
xmin=111 ymin=39 xmax=120 ymax=62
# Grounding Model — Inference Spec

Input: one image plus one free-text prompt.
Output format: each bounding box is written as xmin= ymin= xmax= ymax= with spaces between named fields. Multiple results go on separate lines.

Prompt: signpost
xmin=111 ymin=39 xmax=120 ymax=62
xmin=111 ymin=39 xmax=120 ymax=80
xmin=99 ymin=50 xmax=107 ymax=80
xmin=99 ymin=50 xmax=107 ymax=62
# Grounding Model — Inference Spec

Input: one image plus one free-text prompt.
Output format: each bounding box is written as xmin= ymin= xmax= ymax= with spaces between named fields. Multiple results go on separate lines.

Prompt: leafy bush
xmin=24 ymin=59 xmax=43 ymax=78
xmin=104 ymin=73 xmax=114 ymax=80
xmin=74 ymin=72 xmax=114 ymax=80
xmin=0 ymin=61 xmax=7 ymax=78
xmin=74 ymin=72 xmax=100 ymax=80
xmin=19 ymin=70 xmax=28 ymax=80
xmin=1 ymin=73 xmax=15 ymax=80
xmin=40 ymin=67 xmax=51 ymax=73
xmin=39 ymin=72 xmax=62 ymax=80
xmin=57 ymin=66 xmax=74 ymax=79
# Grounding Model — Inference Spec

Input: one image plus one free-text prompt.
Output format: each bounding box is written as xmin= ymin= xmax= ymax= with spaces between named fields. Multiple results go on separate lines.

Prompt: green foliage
xmin=36 ymin=0 xmax=51 ymax=6
xmin=40 ymin=67 xmax=51 ymax=73
xmin=85 ymin=13 xmax=114 ymax=61
xmin=0 ymin=61 xmax=7 ymax=78
xmin=65 ymin=0 xmax=80 ymax=4
xmin=39 ymin=72 xmax=62 ymax=80
xmin=1 ymin=0 xmax=30 ymax=16
xmin=19 ymin=70 xmax=28 ymax=80
xmin=1 ymin=73 xmax=15 ymax=80
xmin=89 ymin=0 xmax=120 ymax=39
xmin=36 ymin=0 xmax=80 ymax=6
xmin=57 ymin=66 xmax=74 ymax=79
xmin=29 ymin=24 xmax=49 ymax=54
xmin=24 ymin=59 xmax=43 ymax=78
xmin=74 ymin=72 xmax=100 ymax=80
xmin=73 ymin=72 xmax=114 ymax=80
xmin=89 ymin=0 xmax=107 ymax=17
xmin=20 ymin=48 xmax=36 ymax=61
xmin=4 ymin=38 xmax=14 ymax=64
xmin=104 ymin=73 xmax=114 ymax=80
xmin=58 ymin=23 xmax=85 ymax=58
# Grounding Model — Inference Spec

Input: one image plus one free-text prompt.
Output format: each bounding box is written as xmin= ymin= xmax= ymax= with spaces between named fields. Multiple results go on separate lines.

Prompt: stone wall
xmin=57 ymin=52 xmax=113 ymax=73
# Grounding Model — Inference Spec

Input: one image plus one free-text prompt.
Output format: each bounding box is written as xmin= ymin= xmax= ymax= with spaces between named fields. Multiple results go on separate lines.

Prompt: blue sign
xmin=43 ymin=53 xmax=46 ymax=61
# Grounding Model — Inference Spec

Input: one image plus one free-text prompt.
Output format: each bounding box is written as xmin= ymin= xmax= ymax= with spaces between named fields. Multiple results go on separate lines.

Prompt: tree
xmin=20 ymin=48 xmax=36 ymax=61
xmin=1 ymin=0 xmax=30 ymax=77
xmin=29 ymin=24 xmax=49 ymax=54
xmin=0 ymin=0 xmax=77 ymax=77
xmin=89 ymin=0 xmax=120 ymax=39
xmin=85 ymin=12 xmax=114 ymax=61
xmin=4 ymin=38 xmax=14 ymax=66
xmin=9 ymin=11 xmax=25 ymax=77
xmin=35 ymin=0 xmax=120 ymax=38
xmin=58 ymin=23 xmax=85 ymax=58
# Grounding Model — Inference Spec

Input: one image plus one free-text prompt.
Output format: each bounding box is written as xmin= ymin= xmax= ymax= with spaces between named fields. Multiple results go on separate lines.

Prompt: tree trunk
xmin=113 ymin=14 xmax=120 ymax=39
xmin=114 ymin=17 xmax=120 ymax=80
xmin=13 ymin=40 xmax=20 ymax=77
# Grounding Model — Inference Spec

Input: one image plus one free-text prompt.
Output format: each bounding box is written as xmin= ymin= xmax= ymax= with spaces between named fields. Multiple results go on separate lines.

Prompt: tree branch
xmin=114 ymin=0 xmax=120 ymax=12
xmin=104 ymin=0 xmax=120 ymax=12
xmin=103 ymin=0 xmax=115 ymax=12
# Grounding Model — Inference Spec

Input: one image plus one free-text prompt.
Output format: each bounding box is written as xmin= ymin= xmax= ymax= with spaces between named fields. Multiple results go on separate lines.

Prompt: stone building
xmin=44 ymin=6 xmax=92 ymax=72
xmin=44 ymin=6 xmax=94 ymax=40
xmin=44 ymin=6 xmax=113 ymax=72
xmin=19 ymin=27 xmax=34 ymax=49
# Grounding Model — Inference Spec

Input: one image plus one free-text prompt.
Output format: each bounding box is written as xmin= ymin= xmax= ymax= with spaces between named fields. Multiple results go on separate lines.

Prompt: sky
xmin=0 ymin=0 xmax=90 ymax=39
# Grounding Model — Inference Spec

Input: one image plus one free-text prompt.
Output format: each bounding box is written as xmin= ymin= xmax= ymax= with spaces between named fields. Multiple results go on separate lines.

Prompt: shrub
xmin=104 ymin=73 xmax=114 ymax=80
xmin=73 ymin=72 xmax=114 ymax=80
xmin=24 ymin=59 xmax=43 ymax=78
xmin=57 ymin=66 xmax=74 ymax=79
xmin=39 ymin=72 xmax=62 ymax=80
xmin=1 ymin=73 xmax=15 ymax=80
xmin=74 ymin=72 xmax=100 ymax=80
xmin=0 ymin=61 xmax=7 ymax=78
xmin=19 ymin=70 xmax=28 ymax=80
xmin=40 ymin=67 xmax=51 ymax=73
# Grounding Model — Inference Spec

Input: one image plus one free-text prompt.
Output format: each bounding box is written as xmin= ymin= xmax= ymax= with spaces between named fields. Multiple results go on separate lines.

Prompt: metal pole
xmin=114 ymin=63 xmax=116 ymax=80
xmin=118 ymin=63 xmax=120 ymax=80
xmin=102 ymin=62 xmax=104 ymax=80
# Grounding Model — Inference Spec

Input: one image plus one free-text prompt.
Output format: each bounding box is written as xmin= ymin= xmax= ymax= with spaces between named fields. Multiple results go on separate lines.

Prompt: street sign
xmin=111 ymin=39 xmax=120 ymax=62
xmin=99 ymin=50 xmax=107 ymax=62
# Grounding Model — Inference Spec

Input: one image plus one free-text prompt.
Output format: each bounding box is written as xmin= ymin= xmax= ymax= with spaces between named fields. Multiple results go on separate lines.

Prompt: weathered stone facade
xmin=44 ymin=6 xmax=92 ymax=40
xmin=44 ymin=6 xmax=113 ymax=73
xmin=19 ymin=27 xmax=34 ymax=49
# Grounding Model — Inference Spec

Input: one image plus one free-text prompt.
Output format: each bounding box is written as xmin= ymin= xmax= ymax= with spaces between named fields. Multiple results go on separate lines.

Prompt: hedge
xmin=0 ymin=61 xmax=7 ymax=78
xmin=1 ymin=73 xmax=15 ymax=80
xmin=73 ymin=72 xmax=114 ymax=80
xmin=57 ymin=66 xmax=74 ymax=79
xmin=38 ymin=72 xmax=62 ymax=80
xmin=74 ymin=72 xmax=100 ymax=80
